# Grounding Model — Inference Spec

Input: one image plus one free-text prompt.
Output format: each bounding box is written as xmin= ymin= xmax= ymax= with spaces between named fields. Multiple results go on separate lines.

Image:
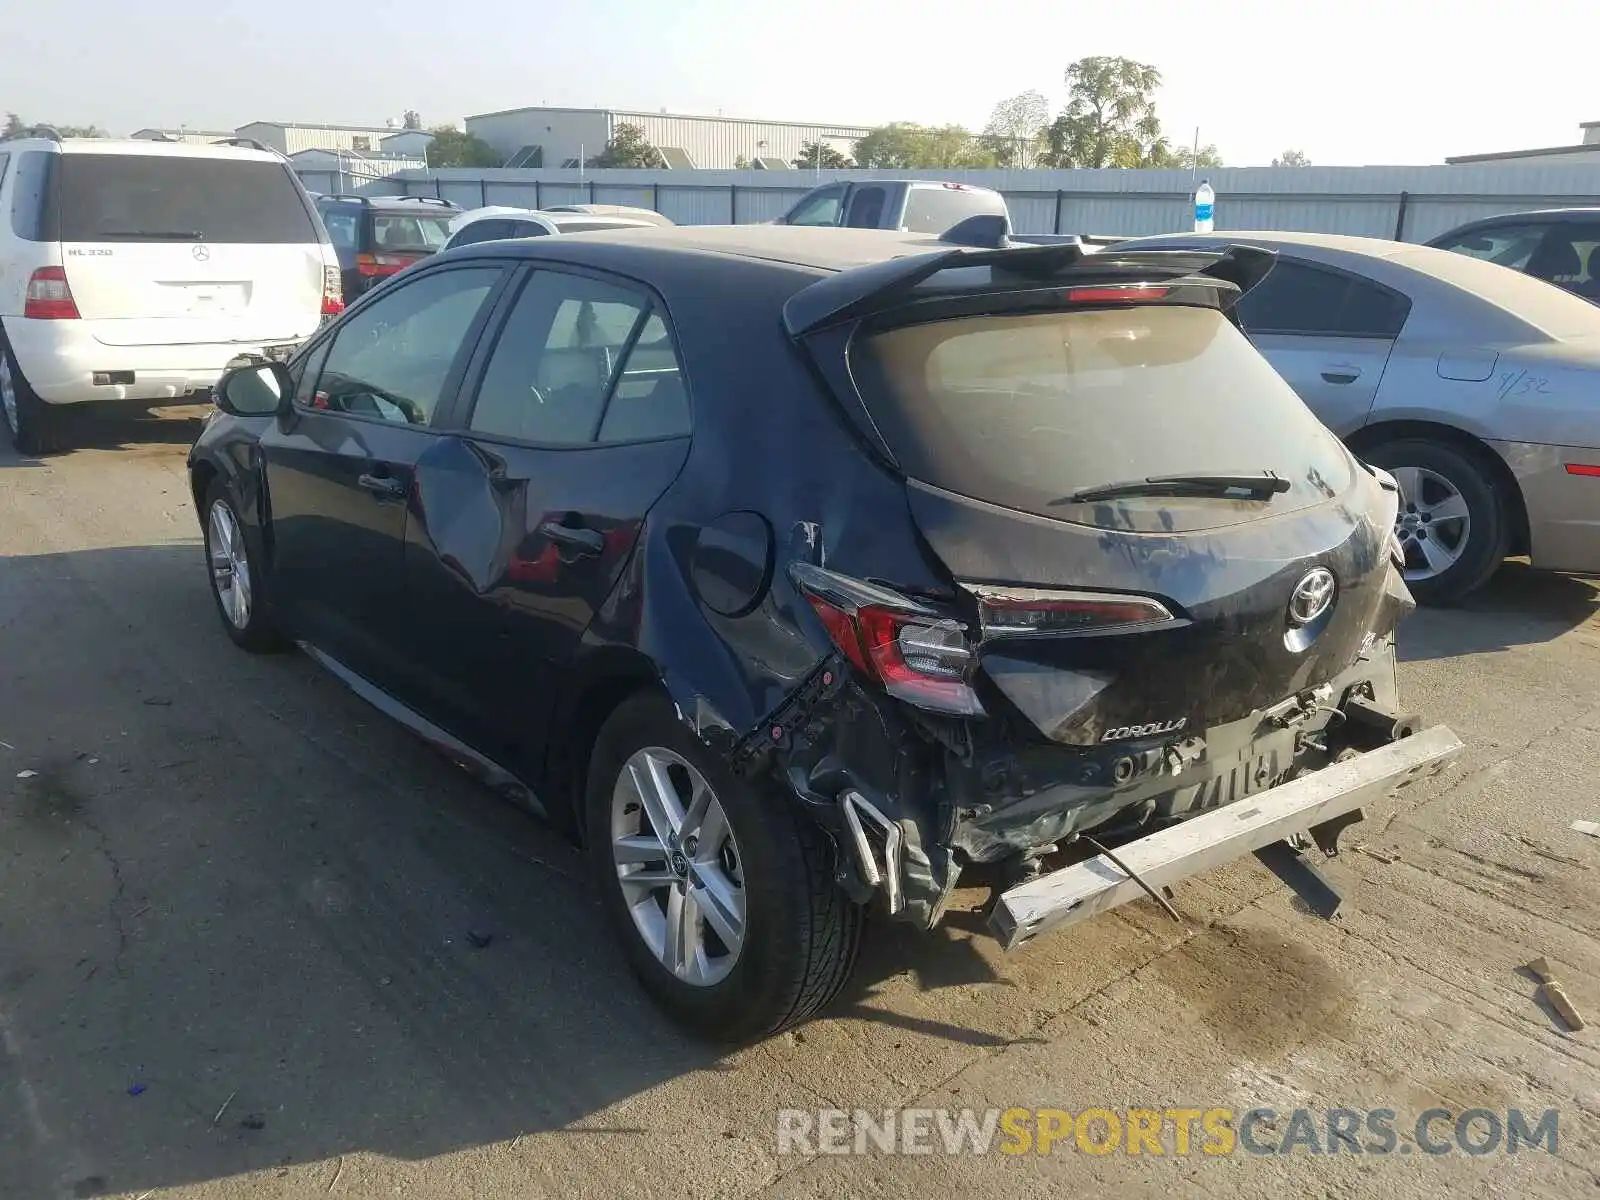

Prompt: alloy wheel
xmin=207 ymin=499 xmax=253 ymax=629
xmin=1388 ymin=464 xmax=1471 ymax=582
xmin=611 ymin=747 xmax=746 ymax=987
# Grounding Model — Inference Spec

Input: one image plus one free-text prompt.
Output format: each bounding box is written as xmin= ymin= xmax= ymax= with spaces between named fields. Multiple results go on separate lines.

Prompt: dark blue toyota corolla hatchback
xmin=188 ymin=224 xmax=1457 ymax=1040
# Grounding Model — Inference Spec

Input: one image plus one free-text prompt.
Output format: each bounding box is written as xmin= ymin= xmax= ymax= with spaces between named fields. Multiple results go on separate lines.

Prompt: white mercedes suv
xmin=0 ymin=129 xmax=342 ymax=453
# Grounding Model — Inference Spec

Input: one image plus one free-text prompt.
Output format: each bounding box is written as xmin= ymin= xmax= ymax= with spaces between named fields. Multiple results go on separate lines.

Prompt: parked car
xmin=1124 ymin=230 xmax=1600 ymax=604
xmin=776 ymin=179 xmax=1122 ymax=247
xmin=190 ymin=225 xmax=1456 ymax=1039
xmin=1428 ymin=209 xmax=1600 ymax=303
xmin=543 ymin=203 xmax=675 ymax=227
xmin=0 ymin=128 xmax=340 ymax=454
xmin=314 ymin=195 xmax=458 ymax=304
xmin=442 ymin=207 xmax=666 ymax=251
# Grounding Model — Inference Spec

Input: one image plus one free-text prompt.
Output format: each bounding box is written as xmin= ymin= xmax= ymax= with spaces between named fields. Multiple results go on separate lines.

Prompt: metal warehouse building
xmin=464 ymin=106 xmax=873 ymax=169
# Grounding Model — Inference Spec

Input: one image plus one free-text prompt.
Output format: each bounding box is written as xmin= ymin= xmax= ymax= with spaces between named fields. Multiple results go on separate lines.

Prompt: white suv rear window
xmin=52 ymin=155 xmax=317 ymax=244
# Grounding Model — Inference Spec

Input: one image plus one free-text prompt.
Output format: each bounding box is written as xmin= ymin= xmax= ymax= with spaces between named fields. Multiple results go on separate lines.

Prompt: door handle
xmin=357 ymin=472 xmax=407 ymax=500
xmin=539 ymin=519 xmax=605 ymax=557
xmin=1320 ymin=367 xmax=1361 ymax=384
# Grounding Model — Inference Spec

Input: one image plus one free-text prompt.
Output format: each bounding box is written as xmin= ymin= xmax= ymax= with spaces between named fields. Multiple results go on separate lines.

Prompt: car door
xmin=402 ymin=266 xmax=693 ymax=769
xmin=1232 ymin=258 xmax=1410 ymax=436
xmin=261 ymin=263 xmax=508 ymax=692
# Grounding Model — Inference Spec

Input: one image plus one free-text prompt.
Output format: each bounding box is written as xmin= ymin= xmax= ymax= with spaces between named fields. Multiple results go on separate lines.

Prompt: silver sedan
xmin=1124 ymin=231 xmax=1600 ymax=603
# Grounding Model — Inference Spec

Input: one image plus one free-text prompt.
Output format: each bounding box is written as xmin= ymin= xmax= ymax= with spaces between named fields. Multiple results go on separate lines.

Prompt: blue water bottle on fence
xmin=1194 ymin=180 xmax=1215 ymax=234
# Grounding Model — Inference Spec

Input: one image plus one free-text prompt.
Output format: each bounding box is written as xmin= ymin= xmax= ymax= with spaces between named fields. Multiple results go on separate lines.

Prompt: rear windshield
xmin=371 ymin=213 xmax=453 ymax=252
xmin=54 ymin=154 xmax=318 ymax=244
xmin=850 ymin=304 xmax=1354 ymax=533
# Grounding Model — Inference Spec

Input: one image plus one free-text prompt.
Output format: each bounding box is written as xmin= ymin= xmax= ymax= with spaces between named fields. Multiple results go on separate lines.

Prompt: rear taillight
xmin=356 ymin=252 xmax=410 ymax=278
xmin=321 ymin=265 xmax=344 ymax=317
xmin=793 ymin=564 xmax=985 ymax=717
xmin=969 ymin=586 xmax=1175 ymax=639
xmin=24 ymin=267 xmax=80 ymax=320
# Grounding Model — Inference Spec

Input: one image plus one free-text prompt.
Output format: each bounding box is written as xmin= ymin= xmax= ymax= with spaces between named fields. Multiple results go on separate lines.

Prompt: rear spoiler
xmin=782 ymin=242 xmax=1277 ymax=337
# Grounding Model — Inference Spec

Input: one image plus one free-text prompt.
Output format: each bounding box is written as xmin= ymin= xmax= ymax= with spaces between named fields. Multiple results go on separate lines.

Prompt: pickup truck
xmin=774 ymin=178 xmax=1121 ymax=246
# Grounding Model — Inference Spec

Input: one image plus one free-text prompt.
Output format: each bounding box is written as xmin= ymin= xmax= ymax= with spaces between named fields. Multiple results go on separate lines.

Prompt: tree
xmin=852 ymin=122 xmax=994 ymax=169
xmin=402 ymin=110 xmax=422 ymax=131
xmin=587 ymin=122 xmax=665 ymax=169
xmin=4 ymin=112 xmax=105 ymax=138
xmin=1149 ymin=142 xmax=1225 ymax=169
xmin=1043 ymin=56 xmax=1163 ymax=168
xmin=1271 ymin=148 xmax=1311 ymax=167
xmin=423 ymin=125 xmax=500 ymax=168
xmin=792 ymin=140 xmax=852 ymax=170
xmin=982 ymin=89 xmax=1050 ymax=168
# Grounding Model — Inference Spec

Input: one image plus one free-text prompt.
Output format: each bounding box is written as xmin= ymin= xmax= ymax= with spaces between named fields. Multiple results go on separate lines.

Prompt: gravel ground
xmin=1 ymin=405 xmax=1596 ymax=1199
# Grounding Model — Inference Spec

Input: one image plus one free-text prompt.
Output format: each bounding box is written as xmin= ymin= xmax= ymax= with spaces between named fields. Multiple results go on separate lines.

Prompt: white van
xmin=0 ymin=131 xmax=341 ymax=453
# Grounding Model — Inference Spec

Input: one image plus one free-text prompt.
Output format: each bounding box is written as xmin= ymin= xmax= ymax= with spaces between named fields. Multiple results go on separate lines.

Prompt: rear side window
xmin=1234 ymin=260 xmax=1409 ymax=338
xmin=8 ymin=151 xmax=57 ymax=241
xmin=467 ymin=271 xmax=689 ymax=445
xmin=371 ymin=213 xmax=452 ymax=251
xmin=901 ymin=186 xmax=1007 ymax=235
xmin=318 ymin=205 xmax=361 ymax=250
xmin=53 ymin=155 xmax=317 ymax=243
xmin=845 ymin=186 xmax=887 ymax=228
xmin=850 ymin=305 xmax=1353 ymax=533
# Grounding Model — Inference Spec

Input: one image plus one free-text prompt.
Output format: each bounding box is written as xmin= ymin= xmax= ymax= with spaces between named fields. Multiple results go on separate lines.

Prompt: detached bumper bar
xmin=990 ymin=725 xmax=1463 ymax=949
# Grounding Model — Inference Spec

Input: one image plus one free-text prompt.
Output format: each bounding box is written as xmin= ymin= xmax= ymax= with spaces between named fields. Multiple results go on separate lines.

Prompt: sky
xmin=2 ymin=0 xmax=1595 ymax=166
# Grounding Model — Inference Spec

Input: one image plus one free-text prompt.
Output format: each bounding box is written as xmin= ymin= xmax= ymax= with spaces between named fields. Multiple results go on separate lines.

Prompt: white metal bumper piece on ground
xmin=990 ymin=725 xmax=1463 ymax=949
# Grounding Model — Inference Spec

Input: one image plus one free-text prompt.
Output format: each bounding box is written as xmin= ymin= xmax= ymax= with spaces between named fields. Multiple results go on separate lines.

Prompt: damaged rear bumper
xmin=989 ymin=724 xmax=1462 ymax=949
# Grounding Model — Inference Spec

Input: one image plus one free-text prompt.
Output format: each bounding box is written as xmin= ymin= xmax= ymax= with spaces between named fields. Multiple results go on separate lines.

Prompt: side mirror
xmin=215 ymin=360 xmax=294 ymax=417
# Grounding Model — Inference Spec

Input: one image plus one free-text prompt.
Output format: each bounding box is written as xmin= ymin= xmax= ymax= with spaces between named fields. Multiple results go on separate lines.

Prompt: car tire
xmin=0 ymin=338 xmax=62 ymax=456
xmin=1365 ymin=438 xmax=1509 ymax=605
xmin=201 ymin=477 xmax=289 ymax=653
xmin=586 ymin=690 xmax=863 ymax=1041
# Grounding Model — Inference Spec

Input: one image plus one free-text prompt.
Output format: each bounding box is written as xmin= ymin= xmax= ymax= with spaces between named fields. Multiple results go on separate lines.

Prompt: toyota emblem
xmin=192 ymin=244 xmax=210 ymax=262
xmin=1287 ymin=568 xmax=1337 ymax=627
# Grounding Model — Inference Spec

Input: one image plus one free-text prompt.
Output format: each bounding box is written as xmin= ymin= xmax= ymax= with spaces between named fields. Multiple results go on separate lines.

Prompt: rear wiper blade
xmin=94 ymin=229 xmax=205 ymax=240
xmin=1060 ymin=471 xmax=1291 ymax=505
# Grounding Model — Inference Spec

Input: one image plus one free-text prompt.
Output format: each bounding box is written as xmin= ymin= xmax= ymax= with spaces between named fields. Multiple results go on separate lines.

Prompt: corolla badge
xmin=1287 ymin=568 xmax=1337 ymax=626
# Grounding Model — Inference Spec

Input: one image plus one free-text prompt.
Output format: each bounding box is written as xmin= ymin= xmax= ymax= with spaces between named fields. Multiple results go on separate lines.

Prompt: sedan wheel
xmin=208 ymin=498 xmax=253 ymax=629
xmin=1365 ymin=438 xmax=1509 ymax=605
xmin=1388 ymin=465 xmax=1471 ymax=583
xmin=611 ymin=747 xmax=746 ymax=987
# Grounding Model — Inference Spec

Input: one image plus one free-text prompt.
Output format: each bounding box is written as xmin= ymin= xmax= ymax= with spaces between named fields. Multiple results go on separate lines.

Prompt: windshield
xmin=54 ymin=154 xmax=318 ymax=243
xmin=850 ymin=304 xmax=1354 ymax=533
xmin=372 ymin=213 xmax=453 ymax=252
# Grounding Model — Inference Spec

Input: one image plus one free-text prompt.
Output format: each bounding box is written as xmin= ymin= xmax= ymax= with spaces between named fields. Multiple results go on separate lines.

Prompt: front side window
xmin=467 ymin=271 xmax=688 ymax=444
xmin=309 ymin=267 xmax=501 ymax=425
xmin=845 ymin=185 xmax=887 ymax=229
xmin=784 ymin=186 xmax=845 ymax=227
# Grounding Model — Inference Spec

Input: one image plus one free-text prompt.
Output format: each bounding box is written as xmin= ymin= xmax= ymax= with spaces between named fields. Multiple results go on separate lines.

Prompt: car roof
xmin=456 ymin=208 xmax=663 ymax=231
xmin=477 ymin=224 xmax=959 ymax=271
xmin=0 ymin=136 xmax=286 ymax=164
xmin=1441 ymin=207 xmax=1600 ymax=226
xmin=1124 ymin=230 xmax=1600 ymax=343
xmin=319 ymin=194 xmax=459 ymax=213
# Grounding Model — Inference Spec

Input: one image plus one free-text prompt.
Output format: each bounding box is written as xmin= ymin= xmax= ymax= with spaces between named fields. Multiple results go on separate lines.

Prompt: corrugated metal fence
xmin=303 ymin=163 xmax=1600 ymax=243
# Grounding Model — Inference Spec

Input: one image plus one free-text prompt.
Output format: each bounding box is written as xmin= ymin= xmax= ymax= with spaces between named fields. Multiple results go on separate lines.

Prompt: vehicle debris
xmin=16 ymin=769 xmax=37 ymax=779
xmin=1526 ymin=956 xmax=1586 ymax=1032
xmin=1572 ymin=819 xmax=1599 ymax=839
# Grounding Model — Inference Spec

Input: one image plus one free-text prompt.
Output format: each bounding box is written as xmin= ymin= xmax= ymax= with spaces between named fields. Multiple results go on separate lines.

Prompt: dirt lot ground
xmin=2 ymin=405 xmax=1597 ymax=1200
